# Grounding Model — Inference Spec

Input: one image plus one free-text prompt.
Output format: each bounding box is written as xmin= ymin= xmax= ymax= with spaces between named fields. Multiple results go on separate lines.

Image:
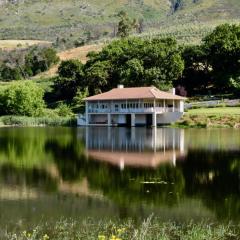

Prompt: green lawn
xmin=187 ymin=107 xmax=240 ymax=115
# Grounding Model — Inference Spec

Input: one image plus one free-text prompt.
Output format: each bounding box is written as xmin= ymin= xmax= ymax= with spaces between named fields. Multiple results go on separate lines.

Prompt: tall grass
xmin=2 ymin=217 xmax=240 ymax=240
xmin=0 ymin=115 xmax=76 ymax=127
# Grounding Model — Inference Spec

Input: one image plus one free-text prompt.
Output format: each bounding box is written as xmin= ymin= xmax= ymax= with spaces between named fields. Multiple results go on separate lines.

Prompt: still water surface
xmin=0 ymin=127 xmax=239 ymax=227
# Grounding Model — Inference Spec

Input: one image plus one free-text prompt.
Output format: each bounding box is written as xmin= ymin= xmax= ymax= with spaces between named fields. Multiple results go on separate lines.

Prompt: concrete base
xmin=77 ymin=112 xmax=184 ymax=126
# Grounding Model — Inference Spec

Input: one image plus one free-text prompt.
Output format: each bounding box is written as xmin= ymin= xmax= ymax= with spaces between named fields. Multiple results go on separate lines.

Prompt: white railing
xmin=88 ymin=107 xmax=180 ymax=114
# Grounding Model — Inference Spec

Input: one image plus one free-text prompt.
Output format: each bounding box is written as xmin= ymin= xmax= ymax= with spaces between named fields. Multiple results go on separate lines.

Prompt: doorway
xmin=146 ymin=114 xmax=152 ymax=126
xmin=126 ymin=114 xmax=131 ymax=127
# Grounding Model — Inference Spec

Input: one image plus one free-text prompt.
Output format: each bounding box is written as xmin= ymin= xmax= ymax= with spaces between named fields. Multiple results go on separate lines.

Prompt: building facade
xmin=77 ymin=85 xmax=186 ymax=126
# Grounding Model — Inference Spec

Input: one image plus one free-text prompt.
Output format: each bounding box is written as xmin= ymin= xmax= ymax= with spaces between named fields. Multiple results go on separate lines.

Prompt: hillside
xmin=0 ymin=0 xmax=239 ymax=45
xmin=35 ymin=43 xmax=104 ymax=77
xmin=0 ymin=40 xmax=51 ymax=50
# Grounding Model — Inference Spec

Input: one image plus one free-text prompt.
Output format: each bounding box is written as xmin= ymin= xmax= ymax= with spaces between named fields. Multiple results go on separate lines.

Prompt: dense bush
xmin=0 ymin=81 xmax=45 ymax=117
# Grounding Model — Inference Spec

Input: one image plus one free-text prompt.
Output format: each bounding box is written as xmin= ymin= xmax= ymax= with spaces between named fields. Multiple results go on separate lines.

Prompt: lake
xmin=0 ymin=127 xmax=239 ymax=229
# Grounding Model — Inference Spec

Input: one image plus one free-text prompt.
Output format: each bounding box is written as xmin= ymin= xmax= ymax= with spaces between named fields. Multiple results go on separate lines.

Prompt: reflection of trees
xmin=45 ymin=138 xmax=86 ymax=181
xmin=0 ymin=127 xmax=240 ymax=221
xmin=44 ymin=138 xmax=240 ymax=221
xmin=0 ymin=128 xmax=48 ymax=167
xmin=180 ymin=150 xmax=240 ymax=221
xmin=45 ymin=137 xmax=185 ymax=207
xmin=0 ymin=164 xmax=57 ymax=192
xmin=86 ymin=162 xmax=185 ymax=207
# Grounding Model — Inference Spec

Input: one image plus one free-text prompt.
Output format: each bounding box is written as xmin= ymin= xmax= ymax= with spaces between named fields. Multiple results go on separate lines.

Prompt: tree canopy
xmin=178 ymin=23 xmax=240 ymax=95
xmin=203 ymin=23 xmax=240 ymax=89
xmin=0 ymin=81 xmax=45 ymax=117
xmin=85 ymin=37 xmax=184 ymax=94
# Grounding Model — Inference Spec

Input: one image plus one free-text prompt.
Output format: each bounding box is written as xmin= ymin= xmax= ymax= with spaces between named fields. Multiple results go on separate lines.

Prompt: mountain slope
xmin=0 ymin=0 xmax=239 ymax=44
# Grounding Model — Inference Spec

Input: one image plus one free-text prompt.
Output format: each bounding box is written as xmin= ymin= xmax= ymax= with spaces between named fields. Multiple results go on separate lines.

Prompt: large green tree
xmin=53 ymin=59 xmax=85 ymax=101
xmin=203 ymin=23 xmax=240 ymax=90
xmin=179 ymin=45 xmax=210 ymax=95
xmin=85 ymin=37 xmax=184 ymax=94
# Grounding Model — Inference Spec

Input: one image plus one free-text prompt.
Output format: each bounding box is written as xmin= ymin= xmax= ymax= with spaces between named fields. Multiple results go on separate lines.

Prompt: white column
xmin=152 ymin=126 xmax=157 ymax=152
xmin=173 ymin=100 xmax=175 ymax=112
xmin=180 ymin=100 xmax=184 ymax=112
xmin=85 ymin=101 xmax=89 ymax=125
xmin=173 ymin=152 xmax=176 ymax=167
xmin=180 ymin=129 xmax=185 ymax=154
xmin=107 ymin=113 xmax=111 ymax=126
xmin=163 ymin=100 xmax=166 ymax=112
xmin=152 ymin=112 xmax=157 ymax=127
xmin=131 ymin=113 xmax=135 ymax=127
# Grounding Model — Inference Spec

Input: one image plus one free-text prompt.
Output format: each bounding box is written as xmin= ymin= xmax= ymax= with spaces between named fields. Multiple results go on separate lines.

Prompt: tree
xmin=0 ymin=81 xmax=45 ymax=116
xmin=72 ymin=87 xmax=89 ymax=113
xmin=178 ymin=45 xmax=210 ymax=95
xmin=203 ymin=23 xmax=240 ymax=90
xmin=0 ymin=64 xmax=22 ymax=81
xmin=117 ymin=11 xmax=136 ymax=38
xmin=25 ymin=47 xmax=59 ymax=76
xmin=53 ymin=59 xmax=85 ymax=101
xmin=58 ymin=59 xmax=84 ymax=79
xmin=85 ymin=60 xmax=111 ymax=94
xmin=120 ymin=58 xmax=144 ymax=86
xmin=85 ymin=37 xmax=184 ymax=92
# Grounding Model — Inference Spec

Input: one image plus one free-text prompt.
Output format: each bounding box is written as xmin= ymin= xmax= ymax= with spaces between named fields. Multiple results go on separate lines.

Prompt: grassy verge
xmin=2 ymin=218 xmax=240 ymax=240
xmin=0 ymin=115 xmax=76 ymax=127
xmin=186 ymin=107 xmax=240 ymax=115
xmin=174 ymin=107 xmax=240 ymax=128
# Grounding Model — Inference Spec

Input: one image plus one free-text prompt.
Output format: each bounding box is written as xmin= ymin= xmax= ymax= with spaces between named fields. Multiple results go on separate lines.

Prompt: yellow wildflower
xmin=43 ymin=234 xmax=50 ymax=240
xmin=98 ymin=235 xmax=106 ymax=240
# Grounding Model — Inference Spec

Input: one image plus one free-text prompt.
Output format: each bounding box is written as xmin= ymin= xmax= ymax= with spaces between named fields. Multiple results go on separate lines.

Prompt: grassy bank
xmin=174 ymin=107 xmax=240 ymax=128
xmin=0 ymin=115 xmax=76 ymax=127
xmin=2 ymin=218 xmax=240 ymax=240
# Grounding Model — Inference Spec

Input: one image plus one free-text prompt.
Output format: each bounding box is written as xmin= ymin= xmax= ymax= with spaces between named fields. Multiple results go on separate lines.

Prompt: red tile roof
xmin=85 ymin=87 xmax=186 ymax=101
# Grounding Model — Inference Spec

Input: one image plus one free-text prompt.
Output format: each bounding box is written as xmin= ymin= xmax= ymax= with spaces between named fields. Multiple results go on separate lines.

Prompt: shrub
xmin=0 ymin=81 xmax=45 ymax=117
xmin=0 ymin=64 xmax=22 ymax=81
xmin=56 ymin=103 xmax=73 ymax=117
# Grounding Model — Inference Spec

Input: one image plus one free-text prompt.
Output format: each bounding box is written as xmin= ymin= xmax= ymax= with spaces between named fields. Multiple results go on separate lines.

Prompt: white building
xmin=77 ymin=85 xmax=186 ymax=126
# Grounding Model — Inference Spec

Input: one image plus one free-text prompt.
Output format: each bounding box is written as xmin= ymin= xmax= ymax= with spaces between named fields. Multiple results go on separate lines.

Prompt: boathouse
xmin=77 ymin=85 xmax=186 ymax=126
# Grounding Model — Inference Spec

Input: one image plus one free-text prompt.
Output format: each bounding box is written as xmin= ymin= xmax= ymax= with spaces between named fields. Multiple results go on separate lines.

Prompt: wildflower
xmin=43 ymin=234 xmax=50 ymax=240
xmin=98 ymin=235 xmax=106 ymax=240
xmin=117 ymin=228 xmax=126 ymax=234
xmin=23 ymin=231 xmax=27 ymax=237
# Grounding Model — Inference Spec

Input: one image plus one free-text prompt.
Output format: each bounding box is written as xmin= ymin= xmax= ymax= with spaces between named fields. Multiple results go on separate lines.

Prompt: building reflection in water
xmin=83 ymin=127 xmax=185 ymax=169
